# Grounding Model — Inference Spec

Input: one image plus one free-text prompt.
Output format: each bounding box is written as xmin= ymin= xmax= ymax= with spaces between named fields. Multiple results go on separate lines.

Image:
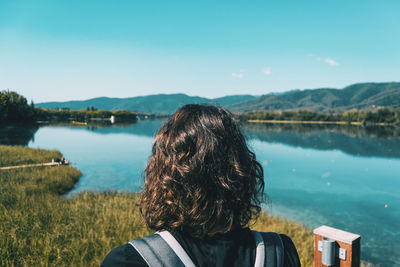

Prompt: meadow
xmin=0 ymin=145 xmax=315 ymax=266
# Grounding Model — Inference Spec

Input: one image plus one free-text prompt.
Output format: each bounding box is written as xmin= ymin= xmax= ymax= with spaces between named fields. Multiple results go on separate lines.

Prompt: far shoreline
xmin=246 ymin=119 xmax=392 ymax=126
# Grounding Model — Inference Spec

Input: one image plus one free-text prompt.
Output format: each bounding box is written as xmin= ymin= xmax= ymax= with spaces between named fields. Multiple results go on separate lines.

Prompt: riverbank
xmin=241 ymin=108 xmax=400 ymax=127
xmin=247 ymin=119 xmax=398 ymax=127
xmin=0 ymin=145 xmax=313 ymax=266
xmin=248 ymin=119 xmax=364 ymax=125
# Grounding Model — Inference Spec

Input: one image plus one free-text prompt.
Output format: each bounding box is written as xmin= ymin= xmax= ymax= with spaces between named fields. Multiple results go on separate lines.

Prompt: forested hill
xmin=228 ymin=82 xmax=400 ymax=113
xmin=37 ymin=82 xmax=400 ymax=114
xmin=36 ymin=94 xmax=255 ymax=114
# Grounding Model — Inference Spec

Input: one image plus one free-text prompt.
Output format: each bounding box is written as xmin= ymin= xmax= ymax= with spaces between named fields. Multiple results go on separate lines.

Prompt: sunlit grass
xmin=0 ymin=145 xmax=62 ymax=167
xmin=1 ymin=145 xmax=317 ymax=266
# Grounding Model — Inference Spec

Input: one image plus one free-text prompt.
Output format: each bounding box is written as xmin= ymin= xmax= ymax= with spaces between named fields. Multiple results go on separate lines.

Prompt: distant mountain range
xmin=37 ymin=94 xmax=256 ymax=114
xmin=229 ymin=82 xmax=400 ymax=113
xmin=37 ymin=82 xmax=400 ymax=114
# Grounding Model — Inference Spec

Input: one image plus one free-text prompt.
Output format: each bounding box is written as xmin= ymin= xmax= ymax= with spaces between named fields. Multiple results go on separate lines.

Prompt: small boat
xmin=72 ymin=121 xmax=87 ymax=125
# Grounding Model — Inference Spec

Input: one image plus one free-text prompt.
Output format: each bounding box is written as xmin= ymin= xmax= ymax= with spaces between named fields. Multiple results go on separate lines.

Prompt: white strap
xmin=252 ymin=231 xmax=265 ymax=267
xmin=156 ymin=231 xmax=196 ymax=267
xmin=128 ymin=241 xmax=151 ymax=266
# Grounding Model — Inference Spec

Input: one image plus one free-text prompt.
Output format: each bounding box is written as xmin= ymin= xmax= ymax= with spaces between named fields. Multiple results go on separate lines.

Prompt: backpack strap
xmin=157 ymin=231 xmax=196 ymax=267
xmin=129 ymin=231 xmax=195 ymax=267
xmin=252 ymin=231 xmax=265 ymax=267
xmin=252 ymin=231 xmax=284 ymax=267
xmin=130 ymin=230 xmax=283 ymax=267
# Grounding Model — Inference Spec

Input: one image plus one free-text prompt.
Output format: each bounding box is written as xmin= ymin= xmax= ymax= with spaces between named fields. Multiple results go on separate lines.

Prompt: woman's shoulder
xmin=100 ymin=243 xmax=147 ymax=267
xmin=279 ymin=233 xmax=301 ymax=267
xmin=101 ymin=231 xmax=300 ymax=267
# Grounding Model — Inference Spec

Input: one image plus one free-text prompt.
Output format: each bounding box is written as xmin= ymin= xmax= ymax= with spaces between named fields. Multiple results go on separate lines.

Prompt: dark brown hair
xmin=141 ymin=104 xmax=264 ymax=238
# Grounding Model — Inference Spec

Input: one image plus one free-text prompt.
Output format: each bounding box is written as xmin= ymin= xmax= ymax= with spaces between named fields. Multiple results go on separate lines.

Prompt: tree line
xmin=0 ymin=91 xmax=137 ymax=123
xmin=35 ymin=109 xmax=136 ymax=122
xmin=0 ymin=91 xmax=36 ymax=123
xmin=239 ymin=108 xmax=400 ymax=125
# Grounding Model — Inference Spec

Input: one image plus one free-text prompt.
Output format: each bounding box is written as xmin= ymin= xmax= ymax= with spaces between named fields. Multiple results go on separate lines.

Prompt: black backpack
xmin=129 ymin=230 xmax=284 ymax=267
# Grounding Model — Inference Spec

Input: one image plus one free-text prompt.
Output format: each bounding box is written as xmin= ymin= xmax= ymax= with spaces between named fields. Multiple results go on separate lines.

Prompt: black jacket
xmin=101 ymin=228 xmax=301 ymax=267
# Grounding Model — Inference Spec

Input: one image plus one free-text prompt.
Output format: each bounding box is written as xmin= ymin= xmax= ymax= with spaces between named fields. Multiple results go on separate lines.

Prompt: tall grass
xmin=0 ymin=145 xmax=62 ymax=167
xmin=1 ymin=145 xmax=316 ymax=266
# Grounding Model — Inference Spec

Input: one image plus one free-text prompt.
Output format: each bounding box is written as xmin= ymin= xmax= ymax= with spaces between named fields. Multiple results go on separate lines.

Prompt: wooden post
xmin=314 ymin=225 xmax=360 ymax=267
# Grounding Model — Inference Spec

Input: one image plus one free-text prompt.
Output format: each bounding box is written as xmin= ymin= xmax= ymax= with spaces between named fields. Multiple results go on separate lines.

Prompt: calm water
xmin=1 ymin=121 xmax=399 ymax=266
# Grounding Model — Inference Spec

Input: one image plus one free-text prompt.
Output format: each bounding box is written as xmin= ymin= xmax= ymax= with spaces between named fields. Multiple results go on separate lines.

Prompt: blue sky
xmin=1 ymin=0 xmax=399 ymax=103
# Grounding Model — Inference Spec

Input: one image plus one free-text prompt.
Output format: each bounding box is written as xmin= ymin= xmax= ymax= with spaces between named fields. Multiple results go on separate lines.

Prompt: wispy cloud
xmin=324 ymin=57 xmax=339 ymax=66
xmin=308 ymin=54 xmax=340 ymax=66
xmin=262 ymin=67 xmax=271 ymax=75
xmin=232 ymin=73 xmax=244 ymax=78
xmin=232 ymin=69 xmax=246 ymax=79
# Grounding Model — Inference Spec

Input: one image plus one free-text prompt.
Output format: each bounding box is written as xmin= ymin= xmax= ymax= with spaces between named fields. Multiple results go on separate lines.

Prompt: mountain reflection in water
xmin=3 ymin=121 xmax=399 ymax=160
xmin=243 ymin=122 xmax=400 ymax=158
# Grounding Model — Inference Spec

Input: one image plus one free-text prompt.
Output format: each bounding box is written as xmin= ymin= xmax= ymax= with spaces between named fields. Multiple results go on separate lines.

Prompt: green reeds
xmin=0 ymin=145 xmax=62 ymax=167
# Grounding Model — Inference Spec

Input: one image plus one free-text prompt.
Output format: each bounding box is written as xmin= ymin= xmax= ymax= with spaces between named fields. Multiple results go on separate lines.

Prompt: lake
xmin=1 ymin=121 xmax=399 ymax=266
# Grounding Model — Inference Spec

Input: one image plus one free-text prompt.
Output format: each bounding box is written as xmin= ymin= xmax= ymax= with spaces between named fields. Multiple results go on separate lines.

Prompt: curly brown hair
xmin=140 ymin=104 xmax=264 ymax=238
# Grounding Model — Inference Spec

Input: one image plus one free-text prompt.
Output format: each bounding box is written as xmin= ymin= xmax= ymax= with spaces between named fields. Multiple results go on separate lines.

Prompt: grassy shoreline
xmin=240 ymin=108 xmax=400 ymax=127
xmin=247 ymin=119 xmax=393 ymax=126
xmin=0 ymin=145 xmax=314 ymax=266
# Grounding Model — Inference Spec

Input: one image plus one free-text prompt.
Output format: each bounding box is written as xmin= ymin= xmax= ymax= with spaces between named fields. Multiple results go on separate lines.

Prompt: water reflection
xmin=244 ymin=122 xmax=400 ymax=139
xmin=40 ymin=120 xmax=164 ymax=138
xmin=3 ymin=121 xmax=399 ymax=159
xmin=244 ymin=123 xmax=400 ymax=158
xmin=0 ymin=123 xmax=38 ymax=146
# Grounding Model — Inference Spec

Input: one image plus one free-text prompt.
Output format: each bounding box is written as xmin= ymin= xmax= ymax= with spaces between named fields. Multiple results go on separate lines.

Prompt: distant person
xmin=102 ymin=104 xmax=300 ymax=267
